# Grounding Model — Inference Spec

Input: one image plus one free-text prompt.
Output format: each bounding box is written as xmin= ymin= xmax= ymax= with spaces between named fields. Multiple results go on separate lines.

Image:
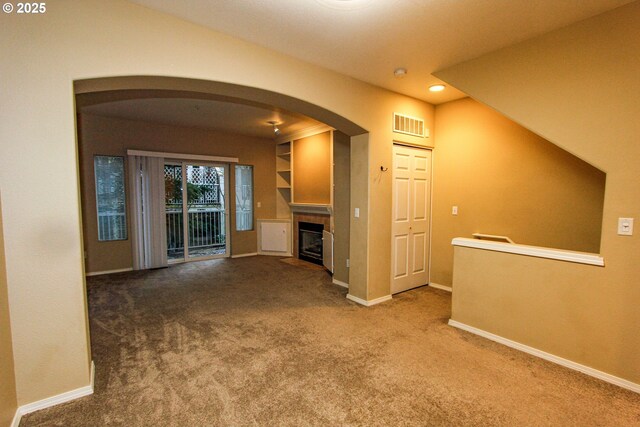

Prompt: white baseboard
xmin=332 ymin=279 xmax=349 ymax=288
xmin=17 ymin=361 xmax=95 ymax=417
xmin=86 ymin=268 xmax=133 ymax=277
xmin=258 ymin=251 xmax=292 ymax=257
xmin=10 ymin=408 xmax=21 ymax=427
xmin=429 ymin=282 xmax=452 ymax=292
xmin=448 ymin=320 xmax=640 ymax=394
xmin=231 ymin=252 xmax=258 ymax=259
xmin=346 ymin=293 xmax=392 ymax=307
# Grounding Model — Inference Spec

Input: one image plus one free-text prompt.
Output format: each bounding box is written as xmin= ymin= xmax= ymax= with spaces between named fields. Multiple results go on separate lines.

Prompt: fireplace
xmin=298 ymin=222 xmax=324 ymax=265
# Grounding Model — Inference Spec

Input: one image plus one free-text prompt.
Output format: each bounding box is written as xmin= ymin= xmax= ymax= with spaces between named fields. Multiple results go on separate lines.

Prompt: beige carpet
xmin=279 ymin=257 xmax=326 ymax=270
xmin=21 ymin=256 xmax=640 ymax=426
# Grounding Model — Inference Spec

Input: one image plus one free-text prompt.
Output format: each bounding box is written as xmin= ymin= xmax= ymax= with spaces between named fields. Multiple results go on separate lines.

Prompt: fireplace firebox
xmin=298 ymin=222 xmax=324 ymax=265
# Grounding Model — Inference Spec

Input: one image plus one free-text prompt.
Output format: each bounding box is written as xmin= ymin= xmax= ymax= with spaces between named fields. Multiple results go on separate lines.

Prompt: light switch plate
xmin=354 ymin=208 xmax=360 ymax=218
xmin=618 ymin=217 xmax=634 ymax=236
xmin=452 ymin=206 xmax=458 ymax=216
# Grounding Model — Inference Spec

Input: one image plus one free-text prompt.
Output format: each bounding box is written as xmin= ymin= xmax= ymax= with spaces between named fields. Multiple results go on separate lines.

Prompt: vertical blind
xmin=129 ymin=155 xmax=168 ymax=270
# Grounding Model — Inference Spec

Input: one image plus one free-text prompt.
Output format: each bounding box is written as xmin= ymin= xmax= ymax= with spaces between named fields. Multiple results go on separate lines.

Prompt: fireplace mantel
xmin=289 ymin=203 xmax=332 ymax=215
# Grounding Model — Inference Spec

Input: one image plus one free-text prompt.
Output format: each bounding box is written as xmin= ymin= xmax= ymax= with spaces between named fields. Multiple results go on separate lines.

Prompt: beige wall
xmin=349 ymin=134 xmax=370 ymax=299
xmin=333 ymin=131 xmax=351 ymax=284
xmin=431 ymin=98 xmax=605 ymax=286
xmin=293 ymin=131 xmax=331 ymax=204
xmin=2 ymin=0 xmax=636 ymax=407
xmin=0 ymin=0 xmax=434 ymax=404
xmin=436 ymin=2 xmax=640 ymax=383
xmin=79 ymin=113 xmax=276 ymax=273
xmin=451 ymin=246 xmax=612 ymax=365
xmin=0 ymin=195 xmax=18 ymax=427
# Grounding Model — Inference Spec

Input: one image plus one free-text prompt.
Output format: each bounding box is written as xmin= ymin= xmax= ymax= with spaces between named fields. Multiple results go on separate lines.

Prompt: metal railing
xmin=236 ymin=210 xmax=253 ymax=231
xmin=166 ymin=208 xmax=226 ymax=253
xmin=97 ymin=212 xmax=127 ymax=241
xmin=166 ymin=210 xmax=184 ymax=251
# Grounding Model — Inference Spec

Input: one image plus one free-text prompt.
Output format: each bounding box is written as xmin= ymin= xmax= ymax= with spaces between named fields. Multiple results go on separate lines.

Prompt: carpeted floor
xmin=21 ymin=256 xmax=640 ymax=426
xmin=279 ymin=257 xmax=326 ymax=270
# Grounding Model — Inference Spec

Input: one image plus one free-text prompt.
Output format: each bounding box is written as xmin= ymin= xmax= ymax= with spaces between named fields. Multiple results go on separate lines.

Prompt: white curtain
xmin=129 ymin=155 xmax=168 ymax=270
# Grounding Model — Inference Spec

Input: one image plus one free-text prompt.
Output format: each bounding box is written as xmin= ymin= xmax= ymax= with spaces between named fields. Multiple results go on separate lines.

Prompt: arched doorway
xmin=74 ymin=74 xmax=368 ymax=298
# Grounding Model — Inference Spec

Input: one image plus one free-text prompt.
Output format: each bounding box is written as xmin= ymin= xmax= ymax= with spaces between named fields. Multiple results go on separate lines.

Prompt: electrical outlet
xmin=257 ymin=201 xmax=261 ymax=208
xmin=346 ymin=258 xmax=350 ymax=268
xmin=618 ymin=218 xmax=634 ymax=236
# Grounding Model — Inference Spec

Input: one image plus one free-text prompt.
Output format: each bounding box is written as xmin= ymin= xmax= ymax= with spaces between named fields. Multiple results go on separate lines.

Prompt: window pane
xmin=235 ymin=165 xmax=253 ymax=231
xmin=95 ymin=156 xmax=127 ymax=241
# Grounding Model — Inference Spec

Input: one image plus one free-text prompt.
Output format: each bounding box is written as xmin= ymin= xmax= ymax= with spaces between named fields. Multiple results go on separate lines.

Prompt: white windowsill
xmin=451 ymin=237 xmax=604 ymax=267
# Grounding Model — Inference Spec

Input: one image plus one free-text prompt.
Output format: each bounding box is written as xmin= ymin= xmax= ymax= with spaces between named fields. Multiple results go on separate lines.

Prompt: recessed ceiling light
xmin=429 ymin=84 xmax=446 ymax=92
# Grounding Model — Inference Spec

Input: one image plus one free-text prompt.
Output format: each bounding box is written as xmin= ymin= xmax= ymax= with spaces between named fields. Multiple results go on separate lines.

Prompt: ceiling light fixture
xmin=429 ymin=84 xmax=446 ymax=92
xmin=315 ymin=0 xmax=372 ymax=11
xmin=394 ymin=68 xmax=407 ymax=78
xmin=267 ymin=120 xmax=281 ymax=136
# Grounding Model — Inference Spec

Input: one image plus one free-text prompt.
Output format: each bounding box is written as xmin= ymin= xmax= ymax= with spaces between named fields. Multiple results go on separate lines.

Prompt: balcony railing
xmin=97 ymin=212 xmax=127 ymax=241
xmin=236 ymin=210 xmax=252 ymax=231
xmin=166 ymin=208 xmax=226 ymax=258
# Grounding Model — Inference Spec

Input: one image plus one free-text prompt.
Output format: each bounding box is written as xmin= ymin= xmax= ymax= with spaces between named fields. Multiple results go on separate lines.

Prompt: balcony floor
xmin=168 ymin=245 xmax=226 ymax=261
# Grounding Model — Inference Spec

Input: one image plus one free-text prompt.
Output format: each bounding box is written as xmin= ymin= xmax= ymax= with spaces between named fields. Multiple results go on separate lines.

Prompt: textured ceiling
xmin=128 ymin=0 xmax=633 ymax=104
xmin=81 ymin=96 xmax=322 ymax=139
xmin=82 ymin=1 xmax=633 ymax=135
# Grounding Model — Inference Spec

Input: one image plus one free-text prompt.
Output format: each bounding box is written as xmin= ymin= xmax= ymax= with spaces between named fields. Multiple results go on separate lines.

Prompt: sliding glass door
xmin=185 ymin=164 xmax=227 ymax=259
xmin=164 ymin=161 xmax=229 ymax=262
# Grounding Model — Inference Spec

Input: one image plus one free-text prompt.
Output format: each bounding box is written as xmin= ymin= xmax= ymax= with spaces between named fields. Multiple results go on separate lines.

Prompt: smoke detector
xmin=394 ymin=68 xmax=407 ymax=78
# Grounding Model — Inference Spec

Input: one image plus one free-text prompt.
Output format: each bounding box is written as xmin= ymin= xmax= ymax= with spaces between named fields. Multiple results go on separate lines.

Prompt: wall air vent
xmin=393 ymin=113 xmax=428 ymax=138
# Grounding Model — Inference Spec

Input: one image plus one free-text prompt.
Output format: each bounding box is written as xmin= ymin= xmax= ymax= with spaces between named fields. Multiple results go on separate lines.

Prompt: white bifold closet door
xmin=391 ymin=145 xmax=431 ymax=294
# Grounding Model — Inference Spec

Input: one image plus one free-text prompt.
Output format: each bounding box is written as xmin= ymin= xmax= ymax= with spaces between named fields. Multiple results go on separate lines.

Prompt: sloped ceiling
xmin=129 ymin=0 xmax=633 ymax=104
xmin=81 ymin=1 xmax=633 ymax=136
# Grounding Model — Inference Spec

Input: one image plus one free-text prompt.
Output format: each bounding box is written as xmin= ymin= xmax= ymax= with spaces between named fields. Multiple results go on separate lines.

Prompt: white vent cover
xmin=393 ymin=113 xmax=427 ymax=138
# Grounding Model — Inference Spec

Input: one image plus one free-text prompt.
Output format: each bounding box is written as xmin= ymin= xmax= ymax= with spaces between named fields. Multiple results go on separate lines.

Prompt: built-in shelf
xmin=276 ymin=140 xmax=293 ymax=218
xmin=275 ymin=131 xmax=335 ymax=220
xmin=276 ymin=141 xmax=293 ymax=218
